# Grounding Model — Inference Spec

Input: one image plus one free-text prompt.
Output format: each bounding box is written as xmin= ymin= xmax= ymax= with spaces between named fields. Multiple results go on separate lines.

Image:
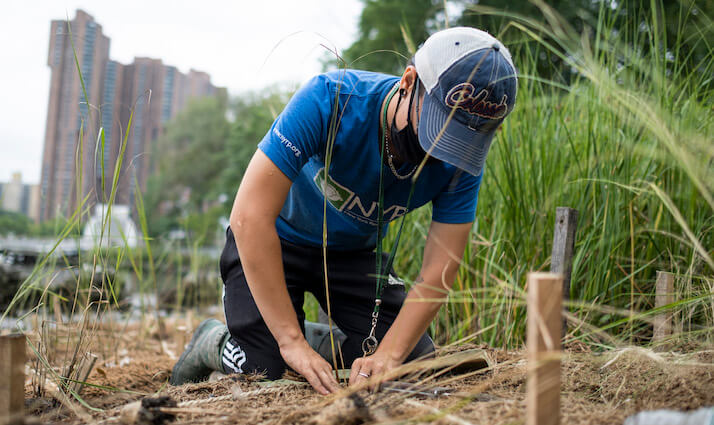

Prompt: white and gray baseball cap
xmin=415 ymin=27 xmax=517 ymax=176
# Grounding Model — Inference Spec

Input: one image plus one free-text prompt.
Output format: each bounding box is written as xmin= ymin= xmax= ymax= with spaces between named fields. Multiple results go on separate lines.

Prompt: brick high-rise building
xmin=97 ymin=59 xmax=125 ymax=203
xmin=119 ymin=57 xmax=166 ymax=206
xmin=41 ymin=10 xmax=110 ymax=221
xmin=40 ymin=10 xmax=224 ymax=221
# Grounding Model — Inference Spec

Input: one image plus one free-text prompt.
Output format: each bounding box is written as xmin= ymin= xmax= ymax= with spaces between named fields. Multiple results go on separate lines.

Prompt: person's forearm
xmin=376 ymin=222 xmax=470 ymax=362
xmin=227 ymin=152 xmax=339 ymax=394
xmin=231 ymin=218 xmax=302 ymax=348
xmin=377 ymin=279 xmax=447 ymax=361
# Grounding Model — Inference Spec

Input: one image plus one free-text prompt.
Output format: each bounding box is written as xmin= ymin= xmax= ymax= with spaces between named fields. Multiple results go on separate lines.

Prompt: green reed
xmin=385 ymin=0 xmax=713 ymax=349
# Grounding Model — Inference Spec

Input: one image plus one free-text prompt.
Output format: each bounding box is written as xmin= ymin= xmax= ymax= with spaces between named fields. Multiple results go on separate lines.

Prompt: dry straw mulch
xmin=24 ymin=319 xmax=714 ymax=424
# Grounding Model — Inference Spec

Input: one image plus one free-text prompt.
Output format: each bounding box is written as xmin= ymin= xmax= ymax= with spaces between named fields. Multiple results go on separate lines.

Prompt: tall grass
xmin=385 ymin=0 xmax=713 ymax=349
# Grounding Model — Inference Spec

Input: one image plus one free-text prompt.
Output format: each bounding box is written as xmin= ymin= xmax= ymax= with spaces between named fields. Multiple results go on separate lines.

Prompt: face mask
xmin=389 ymin=79 xmax=434 ymax=165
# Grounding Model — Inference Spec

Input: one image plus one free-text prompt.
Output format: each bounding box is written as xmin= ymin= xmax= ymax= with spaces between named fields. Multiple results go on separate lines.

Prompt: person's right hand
xmin=279 ymin=338 xmax=340 ymax=395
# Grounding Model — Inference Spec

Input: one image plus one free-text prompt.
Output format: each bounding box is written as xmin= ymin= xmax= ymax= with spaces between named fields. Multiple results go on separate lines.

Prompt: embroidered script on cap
xmin=445 ymin=82 xmax=509 ymax=120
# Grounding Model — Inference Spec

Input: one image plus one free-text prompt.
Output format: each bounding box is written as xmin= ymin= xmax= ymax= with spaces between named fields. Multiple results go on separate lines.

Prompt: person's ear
xmin=399 ymin=65 xmax=418 ymax=94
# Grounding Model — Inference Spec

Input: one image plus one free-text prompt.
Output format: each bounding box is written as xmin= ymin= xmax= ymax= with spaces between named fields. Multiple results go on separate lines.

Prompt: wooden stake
xmin=527 ymin=272 xmax=562 ymax=425
xmin=550 ymin=207 xmax=578 ymax=338
xmin=653 ymin=271 xmax=675 ymax=344
xmin=0 ymin=334 xmax=26 ymax=423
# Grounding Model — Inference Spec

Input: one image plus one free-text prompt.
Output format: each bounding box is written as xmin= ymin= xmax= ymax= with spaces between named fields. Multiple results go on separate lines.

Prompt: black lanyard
xmin=362 ymin=83 xmax=418 ymax=356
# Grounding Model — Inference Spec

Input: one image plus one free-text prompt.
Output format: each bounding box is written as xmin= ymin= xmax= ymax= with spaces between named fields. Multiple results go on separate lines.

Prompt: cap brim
xmin=418 ymin=93 xmax=495 ymax=176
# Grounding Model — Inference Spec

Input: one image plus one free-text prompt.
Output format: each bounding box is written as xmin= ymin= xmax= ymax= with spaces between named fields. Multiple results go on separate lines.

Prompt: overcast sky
xmin=0 ymin=0 xmax=362 ymax=184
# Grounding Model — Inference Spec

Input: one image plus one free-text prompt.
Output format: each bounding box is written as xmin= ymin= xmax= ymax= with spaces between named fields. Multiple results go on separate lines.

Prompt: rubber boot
xmin=170 ymin=318 xmax=230 ymax=385
xmin=304 ymin=321 xmax=347 ymax=366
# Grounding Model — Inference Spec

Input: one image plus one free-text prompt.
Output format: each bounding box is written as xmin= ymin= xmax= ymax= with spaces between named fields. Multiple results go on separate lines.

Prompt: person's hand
xmin=279 ymin=338 xmax=340 ymax=395
xmin=349 ymin=348 xmax=401 ymax=390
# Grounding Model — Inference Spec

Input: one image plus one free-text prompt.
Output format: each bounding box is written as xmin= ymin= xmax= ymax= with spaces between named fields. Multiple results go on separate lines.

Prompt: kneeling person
xmin=171 ymin=27 xmax=517 ymax=394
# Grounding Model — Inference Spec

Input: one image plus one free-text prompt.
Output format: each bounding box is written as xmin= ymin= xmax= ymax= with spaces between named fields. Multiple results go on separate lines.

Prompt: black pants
xmin=219 ymin=227 xmax=434 ymax=379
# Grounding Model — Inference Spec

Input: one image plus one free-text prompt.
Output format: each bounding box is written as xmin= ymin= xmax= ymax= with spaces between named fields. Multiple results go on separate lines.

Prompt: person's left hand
xmin=349 ymin=349 xmax=401 ymax=390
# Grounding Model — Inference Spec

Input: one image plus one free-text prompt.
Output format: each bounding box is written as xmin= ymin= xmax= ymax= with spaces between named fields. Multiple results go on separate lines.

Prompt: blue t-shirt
xmin=258 ymin=69 xmax=482 ymax=250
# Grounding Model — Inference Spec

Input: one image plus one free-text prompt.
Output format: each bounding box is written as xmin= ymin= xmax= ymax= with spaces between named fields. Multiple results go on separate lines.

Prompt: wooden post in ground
xmin=653 ymin=271 xmax=675 ymax=345
xmin=527 ymin=272 xmax=562 ymax=425
xmin=550 ymin=207 xmax=578 ymax=338
xmin=0 ymin=334 xmax=26 ymax=423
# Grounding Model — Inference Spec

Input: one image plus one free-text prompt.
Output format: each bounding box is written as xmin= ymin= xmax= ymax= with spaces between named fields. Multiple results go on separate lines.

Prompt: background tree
xmin=145 ymin=94 xmax=230 ymax=239
xmin=219 ymin=87 xmax=292 ymax=201
xmin=0 ymin=210 xmax=31 ymax=236
xmin=457 ymin=0 xmax=713 ymax=84
xmin=156 ymin=93 xmax=231 ymax=208
xmin=145 ymin=87 xmax=290 ymax=241
xmin=340 ymin=0 xmax=712 ymax=84
xmin=341 ymin=0 xmax=440 ymax=74
xmin=31 ymin=216 xmax=72 ymax=237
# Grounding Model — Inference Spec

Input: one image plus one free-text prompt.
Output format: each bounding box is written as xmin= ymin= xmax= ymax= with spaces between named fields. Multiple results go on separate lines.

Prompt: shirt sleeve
xmin=431 ymin=170 xmax=483 ymax=224
xmin=257 ymin=75 xmax=331 ymax=180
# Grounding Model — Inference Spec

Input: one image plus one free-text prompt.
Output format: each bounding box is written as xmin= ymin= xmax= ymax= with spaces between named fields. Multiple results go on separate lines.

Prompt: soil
xmin=21 ymin=315 xmax=714 ymax=424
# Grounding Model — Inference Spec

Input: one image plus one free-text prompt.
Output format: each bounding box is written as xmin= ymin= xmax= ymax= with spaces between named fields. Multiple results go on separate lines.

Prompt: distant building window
xmin=78 ymin=21 xmax=97 ymax=121
xmin=54 ymin=35 xmax=64 ymax=66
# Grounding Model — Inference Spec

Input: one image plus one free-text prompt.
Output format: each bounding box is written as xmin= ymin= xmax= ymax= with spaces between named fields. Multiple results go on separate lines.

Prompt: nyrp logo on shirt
xmin=314 ymin=169 xmax=354 ymax=209
xmin=273 ymin=127 xmax=301 ymax=157
xmin=314 ymin=168 xmax=407 ymax=226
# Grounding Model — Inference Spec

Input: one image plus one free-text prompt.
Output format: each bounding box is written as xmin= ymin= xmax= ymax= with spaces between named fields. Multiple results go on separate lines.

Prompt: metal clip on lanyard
xmin=361 ymin=83 xmax=417 ymax=357
xmin=361 ymin=300 xmax=381 ymax=355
